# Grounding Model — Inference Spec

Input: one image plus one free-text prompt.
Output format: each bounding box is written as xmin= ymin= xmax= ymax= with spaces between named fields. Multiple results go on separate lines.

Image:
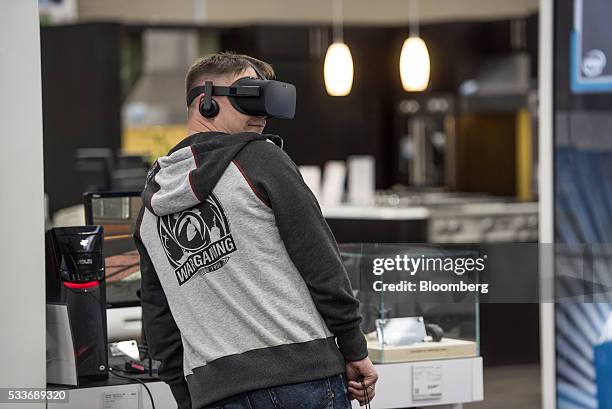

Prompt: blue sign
xmin=571 ymin=0 xmax=612 ymax=93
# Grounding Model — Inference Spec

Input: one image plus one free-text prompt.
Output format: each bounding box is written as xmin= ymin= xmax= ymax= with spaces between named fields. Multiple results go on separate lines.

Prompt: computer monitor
xmin=84 ymin=191 xmax=142 ymax=308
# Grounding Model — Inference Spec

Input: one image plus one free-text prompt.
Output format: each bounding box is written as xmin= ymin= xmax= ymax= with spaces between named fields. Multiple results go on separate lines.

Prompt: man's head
xmin=186 ymin=52 xmax=275 ymax=135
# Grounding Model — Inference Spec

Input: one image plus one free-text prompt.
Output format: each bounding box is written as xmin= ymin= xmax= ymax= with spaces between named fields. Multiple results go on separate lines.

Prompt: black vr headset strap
xmin=248 ymin=61 xmax=267 ymax=80
xmin=202 ymin=81 xmax=214 ymax=112
xmin=186 ymin=85 xmax=206 ymax=107
xmin=213 ymin=85 xmax=260 ymax=97
xmin=186 ymin=60 xmax=267 ymax=107
xmin=186 ymin=83 xmax=260 ymax=107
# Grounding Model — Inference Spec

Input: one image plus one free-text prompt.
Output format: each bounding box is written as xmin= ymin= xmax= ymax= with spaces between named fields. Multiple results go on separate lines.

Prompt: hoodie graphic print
xmin=134 ymin=132 xmax=367 ymax=409
xmin=158 ymin=193 xmax=235 ymax=286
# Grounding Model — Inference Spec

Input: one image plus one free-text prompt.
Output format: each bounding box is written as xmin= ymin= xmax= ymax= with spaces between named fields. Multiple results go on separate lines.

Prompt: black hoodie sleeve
xmin=134 ymin=212 xmax=192 ymax=409
xmin=234 ymin=141 xmax=368 ymax=361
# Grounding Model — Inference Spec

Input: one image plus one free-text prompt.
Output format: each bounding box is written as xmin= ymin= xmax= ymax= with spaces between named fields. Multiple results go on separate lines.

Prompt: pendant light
xmin=399 ymin=0 xmax=430 ymax=92
xmin=324 ymin=0 xmax=353 ymax=96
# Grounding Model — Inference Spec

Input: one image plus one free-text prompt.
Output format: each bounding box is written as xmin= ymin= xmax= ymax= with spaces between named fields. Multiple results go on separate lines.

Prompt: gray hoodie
xmin=134 ymin=131 xmax=367 ymax=408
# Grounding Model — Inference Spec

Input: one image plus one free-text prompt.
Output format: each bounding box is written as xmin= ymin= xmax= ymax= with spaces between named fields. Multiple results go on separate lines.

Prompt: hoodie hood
xmin=142 ymin=131 xmax=282 ymax=216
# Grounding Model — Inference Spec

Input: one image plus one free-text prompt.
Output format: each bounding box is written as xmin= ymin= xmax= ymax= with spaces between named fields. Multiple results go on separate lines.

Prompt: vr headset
xmin=186 ymin=62 xmax=296 ymax=119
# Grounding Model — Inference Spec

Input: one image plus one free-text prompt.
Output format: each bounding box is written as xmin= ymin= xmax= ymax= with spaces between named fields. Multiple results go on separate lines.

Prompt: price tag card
xmin=412 ymin=364 xmax=442 ymax=401
xmin=103 ymin=385 xmax=139 ymax=409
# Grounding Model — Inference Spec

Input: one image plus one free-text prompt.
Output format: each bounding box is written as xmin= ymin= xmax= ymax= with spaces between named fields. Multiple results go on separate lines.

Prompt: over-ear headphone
xmin=198 ymin=81 xmax=219 ymax=118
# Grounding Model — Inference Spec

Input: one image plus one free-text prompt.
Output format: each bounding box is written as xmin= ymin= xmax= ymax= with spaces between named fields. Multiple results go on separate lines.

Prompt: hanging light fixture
xmin=399 ymin=0 xmax=430 ymax=92
xmin=324 ymin=0 xmax=353 ymax=96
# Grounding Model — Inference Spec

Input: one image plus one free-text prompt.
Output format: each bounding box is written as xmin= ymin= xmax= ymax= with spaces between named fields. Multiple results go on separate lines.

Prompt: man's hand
xmin=346 ymin=357 xmax=379 ymax=406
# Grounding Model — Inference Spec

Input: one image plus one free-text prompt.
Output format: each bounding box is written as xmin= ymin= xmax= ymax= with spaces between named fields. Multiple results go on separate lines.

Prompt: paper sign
xmin=103 ymin=385 xmax=140 ymax=409
xmin=46 ymin=303 xmax=78 ymax=386
xmin=347 ymin=155 xmax=375 ymax=206
xmin=321 ymin=161 xmax=346 ymax=206
xmin=413 ymin=364 xmax=442 ymax=401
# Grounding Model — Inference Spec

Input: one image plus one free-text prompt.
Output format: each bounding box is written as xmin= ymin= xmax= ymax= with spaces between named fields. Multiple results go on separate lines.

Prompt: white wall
xmin=77 ymin=0 xmax=538 ymax=25
xmin=77 ymin=0 xmax=196 ymax=23
xmin=0 ymin=1 xmax=46 ymax=407
xmin=204 ymin=0 xmax=539 ymax=25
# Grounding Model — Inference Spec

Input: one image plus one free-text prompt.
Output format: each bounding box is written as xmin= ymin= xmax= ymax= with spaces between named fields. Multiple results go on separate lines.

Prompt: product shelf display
xmin=340 ymin=243 xmax=483 ymax=408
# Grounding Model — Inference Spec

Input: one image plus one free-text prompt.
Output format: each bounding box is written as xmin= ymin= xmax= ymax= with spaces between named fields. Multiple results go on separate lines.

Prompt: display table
xmin=48 ymin=357 xmax=482 ymax=409
xmin=352 ymin=357 xmax=483 ymax=409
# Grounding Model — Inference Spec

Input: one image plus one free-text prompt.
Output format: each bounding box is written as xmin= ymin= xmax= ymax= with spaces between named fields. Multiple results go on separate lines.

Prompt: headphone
xmin=198 ymin=81 xmax=219 ymax=118
xmin=196 ymin=62 xmax=267 ymax=119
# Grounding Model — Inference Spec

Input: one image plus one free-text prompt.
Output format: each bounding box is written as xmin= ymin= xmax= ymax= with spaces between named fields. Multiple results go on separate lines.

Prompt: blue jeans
xmin=204 ymin=373 xmax=352 ymax=409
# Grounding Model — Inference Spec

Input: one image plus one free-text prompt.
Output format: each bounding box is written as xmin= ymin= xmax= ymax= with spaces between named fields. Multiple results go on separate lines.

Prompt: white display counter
xmin=352 ymin=357 xmax=483 ymax=409
xmin=49 ymin=357 xmax=482 ymax=409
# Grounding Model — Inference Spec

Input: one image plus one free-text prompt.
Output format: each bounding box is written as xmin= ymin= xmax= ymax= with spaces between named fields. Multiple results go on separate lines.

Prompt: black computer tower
xmin=46 ymin=226 xmax=108 ymax=379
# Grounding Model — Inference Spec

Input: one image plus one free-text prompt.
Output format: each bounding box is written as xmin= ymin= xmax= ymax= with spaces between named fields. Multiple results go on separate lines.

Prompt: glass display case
xmin=340 ymin=243 xmax=481 ymax=364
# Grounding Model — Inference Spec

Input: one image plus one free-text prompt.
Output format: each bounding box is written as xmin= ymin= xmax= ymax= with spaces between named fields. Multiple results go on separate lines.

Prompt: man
xmin=134 ymin=52 xmax=378 ymax=409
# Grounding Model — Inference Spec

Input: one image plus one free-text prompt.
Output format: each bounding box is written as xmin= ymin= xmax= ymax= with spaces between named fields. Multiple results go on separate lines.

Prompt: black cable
xmin=359 ymin=379 xmax=371 ymax=409
xmin=109 ymin=367 xmax=156 ymax=409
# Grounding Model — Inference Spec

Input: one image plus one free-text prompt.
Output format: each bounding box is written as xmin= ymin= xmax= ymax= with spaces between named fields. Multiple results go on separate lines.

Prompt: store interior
xmin=3 ymin=0 xmax=612 ymax=408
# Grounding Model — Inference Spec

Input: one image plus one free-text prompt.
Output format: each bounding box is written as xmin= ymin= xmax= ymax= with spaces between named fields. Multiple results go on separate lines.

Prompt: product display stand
xmin=352 ymin=357 xmax=483 ymax=409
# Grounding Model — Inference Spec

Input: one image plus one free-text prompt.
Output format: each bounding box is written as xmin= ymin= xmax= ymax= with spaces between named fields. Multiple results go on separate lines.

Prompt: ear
xmin=187 ymin=95 xmax=204 ymax=119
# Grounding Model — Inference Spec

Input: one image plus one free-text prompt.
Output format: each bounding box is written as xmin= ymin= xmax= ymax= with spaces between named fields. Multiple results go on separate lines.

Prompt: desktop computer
xmin=46 ymin=226 xmax=108 ymax=379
